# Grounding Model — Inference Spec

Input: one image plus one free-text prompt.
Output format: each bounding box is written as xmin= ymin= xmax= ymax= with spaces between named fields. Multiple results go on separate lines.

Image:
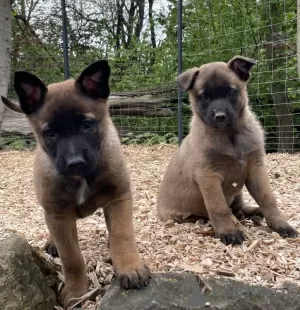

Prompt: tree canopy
xmin=6 ymin=0 xmax=300 ymax=151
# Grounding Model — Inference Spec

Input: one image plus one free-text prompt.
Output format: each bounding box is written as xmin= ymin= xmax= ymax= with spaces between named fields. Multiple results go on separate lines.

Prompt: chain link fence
xmin=1 ymin=0 xmax=299 ymax=152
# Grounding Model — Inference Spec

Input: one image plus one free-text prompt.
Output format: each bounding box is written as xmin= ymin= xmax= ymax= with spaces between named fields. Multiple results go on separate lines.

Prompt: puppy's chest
xmin=205 ymin=151 xmax=248 ymax=194
xmin=221 ymin=157 xmax=247 ymax=194
xmin=58 ymin=179 xmax=90 ymax=206
xmin=76 ymin=179 xmax=89 ymax=205
xmin=73 ymin=178 xmax=118 ymax=206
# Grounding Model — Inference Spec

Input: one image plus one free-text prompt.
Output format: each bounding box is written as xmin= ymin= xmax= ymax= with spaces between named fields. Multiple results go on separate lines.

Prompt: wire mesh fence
xmin=180 ymin=0 xmax=299 ymax=152
xmin=1 ymin=0 xmax=299 ymax=152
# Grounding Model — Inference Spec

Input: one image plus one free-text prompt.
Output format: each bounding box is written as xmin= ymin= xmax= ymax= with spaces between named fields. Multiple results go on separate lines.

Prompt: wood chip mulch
xmin=1 ymin=145 xmax=300 ymax=309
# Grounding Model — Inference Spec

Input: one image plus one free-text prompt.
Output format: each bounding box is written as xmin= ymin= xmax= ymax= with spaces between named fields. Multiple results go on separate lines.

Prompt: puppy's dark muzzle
xmin=57 ymin=154 xmax=95 ymax=177
xmin=65 ymin=156 xmax=87 ymax=175
xmin=214 ymin=111 xmax=229 ymax=128
xmin=210 ymin=110 xmax=231 ymax=129
xmin=55 ymin=137 xmax=99 ymax=177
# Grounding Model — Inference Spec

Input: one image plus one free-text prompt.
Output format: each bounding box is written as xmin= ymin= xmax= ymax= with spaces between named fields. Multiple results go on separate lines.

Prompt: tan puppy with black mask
xmin=1 ymin=60 xmax=151 ymax=307
xmin=157 ymin=56 xmax=298 ymax=245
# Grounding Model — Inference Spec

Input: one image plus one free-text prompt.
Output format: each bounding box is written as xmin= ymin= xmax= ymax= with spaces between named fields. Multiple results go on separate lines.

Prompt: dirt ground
xmin=1 ymin=145 xmax=300 ymax=309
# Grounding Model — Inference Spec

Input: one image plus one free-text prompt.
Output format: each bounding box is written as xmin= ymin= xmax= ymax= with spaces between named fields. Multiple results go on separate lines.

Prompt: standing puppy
xmin=157 ymin=56 xmax=298 ymax=245
xmin=1 ymin=60 xmax=151 ymax=307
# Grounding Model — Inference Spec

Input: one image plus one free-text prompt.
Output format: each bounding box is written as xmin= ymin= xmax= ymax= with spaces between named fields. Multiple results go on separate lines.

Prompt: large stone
xmin=99 ymin=272 xmax=300 ymax=310
xmin=0 ymin=232 xmax=56 ymax=310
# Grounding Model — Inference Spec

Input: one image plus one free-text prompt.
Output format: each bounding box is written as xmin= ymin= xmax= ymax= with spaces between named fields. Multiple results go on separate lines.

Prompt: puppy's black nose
xmin=66 ymin=156 xmax=86 ymax=170
xmin=214 ymin=112 xmax=227 ymax=123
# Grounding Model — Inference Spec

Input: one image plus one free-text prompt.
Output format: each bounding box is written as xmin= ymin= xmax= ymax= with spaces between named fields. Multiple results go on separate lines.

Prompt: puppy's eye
xmin=83 ymin=119 xmax=94 ymax=131
xmin=199 ymin=93 xmax=210 ymax=101
xmin=227 ymin=88 xmax=237 ymax=96
xmin=45 ymin=129 xmax=55 ymax=138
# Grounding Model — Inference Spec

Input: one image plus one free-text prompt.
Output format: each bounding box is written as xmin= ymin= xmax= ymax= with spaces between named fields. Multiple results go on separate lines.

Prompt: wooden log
xmin=110 ymin=84 xmax=177 ymax=98
xmin=1 ymin=87 xmax=177 ymax=134
xmin=110 ymin=108 xmax=173 ymax=117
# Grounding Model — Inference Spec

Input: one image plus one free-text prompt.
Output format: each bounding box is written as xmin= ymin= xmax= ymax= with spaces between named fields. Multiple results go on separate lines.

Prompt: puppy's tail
xmin=1 ymin=96 xmax=23 ymax=113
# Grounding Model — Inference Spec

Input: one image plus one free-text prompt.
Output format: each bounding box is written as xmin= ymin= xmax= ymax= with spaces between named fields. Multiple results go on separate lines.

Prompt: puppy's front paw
xmin=265 ymin=215 xmax=299 ymax=239
xmin=216 ymin=230 xmax=246 ymax=245
xmin=116 ymin=262 xmax=151 ymax=289
xmin=273 ymin=223 xmax=298 ymax=239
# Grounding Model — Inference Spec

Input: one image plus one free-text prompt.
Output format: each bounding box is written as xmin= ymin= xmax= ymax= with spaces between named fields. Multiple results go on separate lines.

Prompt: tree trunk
xmin=125 ymin=0 xmax=136 ymax=48
xmin=297 ymin=0 xmax=300 ymax=81
xmin=263 ymin=1 xmax=294 ymax=152
xmin=116 ymin=0 xmax=125 ymax=50
xmin=148 ymin=0 xmax=156 ymax=49
xmin=0 ymin=0 xmax=12 ymax=135
xmin=134 ymin=0 xmax=145 ymax=41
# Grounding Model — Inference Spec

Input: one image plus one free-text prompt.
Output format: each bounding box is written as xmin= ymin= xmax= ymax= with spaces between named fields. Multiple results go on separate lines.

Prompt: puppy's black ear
xmin=176 ymin=68 xmax=199 ymax=92
xmin=75 ymin=60 xmax=111 ymax=99
xmin=228 ymin=56 xmax=256 ymax=82
xmin=14 ymin=72 xmax=47 ymax=115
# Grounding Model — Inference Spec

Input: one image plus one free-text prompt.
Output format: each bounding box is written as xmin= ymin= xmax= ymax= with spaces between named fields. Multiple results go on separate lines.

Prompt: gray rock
xmin=99 ymin=272 xmax=300 ymax=310
xmin=0 ymin=232 xmax=56 ymax=310
xmin=207 ymin=276 xmax=300 ymax=310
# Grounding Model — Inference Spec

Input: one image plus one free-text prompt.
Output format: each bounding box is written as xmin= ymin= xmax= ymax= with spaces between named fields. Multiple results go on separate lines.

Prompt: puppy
xmin=1 ymin=60 xmax=151 ymax=306
xmin=157 ymin=56 xmax=298 ymax=245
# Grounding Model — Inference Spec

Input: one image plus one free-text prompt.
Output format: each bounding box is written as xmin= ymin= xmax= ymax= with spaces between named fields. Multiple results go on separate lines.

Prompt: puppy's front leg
xmin=45 ymin=210 xmax=88 ymax=307
xmin=196 ymin=175 xmax=245 ymax=245
xmin=246 ymin=161 xmax=298 ymax=238
xmin=104 ymin=196 xmax=151 ymax=289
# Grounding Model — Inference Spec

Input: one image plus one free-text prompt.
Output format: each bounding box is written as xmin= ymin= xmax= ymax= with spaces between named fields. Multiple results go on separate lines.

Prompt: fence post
xmin=61 ymin=0 xmax=70 ymax=80
xmin=297 ymin=0 xmax=300 ymax=81
xmin=177 ymin=0 xmax=183 ymax=145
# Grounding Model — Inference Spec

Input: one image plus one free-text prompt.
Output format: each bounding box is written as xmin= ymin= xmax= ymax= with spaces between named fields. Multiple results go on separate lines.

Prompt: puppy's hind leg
xmin=230 ymin=192 xmax=263 ymax=223
xmin=43 ymin=234 xmax=59 ymax=257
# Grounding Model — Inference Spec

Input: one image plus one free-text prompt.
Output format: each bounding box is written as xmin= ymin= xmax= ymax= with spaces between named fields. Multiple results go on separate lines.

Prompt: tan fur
xmin=2 ymin=78 xmax=151 ymax=307
xmin=157 ymin=58 xmax=298 ymax=243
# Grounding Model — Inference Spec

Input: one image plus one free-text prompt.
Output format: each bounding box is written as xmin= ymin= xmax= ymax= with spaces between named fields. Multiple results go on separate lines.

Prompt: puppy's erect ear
xmin=75 ymin=60 xmax=111 ymax=99
xmin=228 ymin=56 xmax=256 ymax=82
xmin=14 ymin=71 xmax=47 ymax=115
xmin=176 ymin=68 xmax=199 ymax=92
xmin=0 ymin=96 xmax=23 ymax=113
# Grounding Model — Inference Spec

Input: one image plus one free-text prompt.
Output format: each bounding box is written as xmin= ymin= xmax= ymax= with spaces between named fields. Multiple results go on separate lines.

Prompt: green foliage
xmin=6 ymin=0 xmax=300 ymax=151
xmin=122 ymin=132 xmax=178 ymax=145
xmin=0 ymin=134 xmax=37 ymax=150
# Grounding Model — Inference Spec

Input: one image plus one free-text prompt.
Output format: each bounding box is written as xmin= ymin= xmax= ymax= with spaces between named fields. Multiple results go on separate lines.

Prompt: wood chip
xmin=197 ymin=274 xmax=212 ymax=294
xmin=247 ymin=239 xmax=261 ymax=252
xmin=216 ymin=268 xmax=236 ymax=277
xmin=195 ymin=228 xmax=215 ymax=236
xmin=201 ymin=258 xmax=213 ymax=267
xmin=225 ymin=247 xmax=237 ymax=260
xmin=180 ymin=263 xmax=203 ymax=274
xmin=67 ymin=287 xmax=100 ymax=309
xmin=230 ymin=214 xmax=252 ymax=241
xmin=88 ymin=271 xmax=101 ymax=288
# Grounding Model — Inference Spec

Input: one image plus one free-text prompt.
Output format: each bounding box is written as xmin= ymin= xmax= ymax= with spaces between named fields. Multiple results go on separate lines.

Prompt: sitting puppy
xmin=1 ymin=60 xmax=151 ymax=306
xmin=157 ymin=56 xmax=298 ymax=245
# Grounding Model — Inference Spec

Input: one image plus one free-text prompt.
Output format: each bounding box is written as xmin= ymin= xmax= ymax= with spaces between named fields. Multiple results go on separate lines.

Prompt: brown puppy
xmin=1 ymin=60 xmax=151 ymax=307
xmin=157 ymin=56 xmax=298 ymax=245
